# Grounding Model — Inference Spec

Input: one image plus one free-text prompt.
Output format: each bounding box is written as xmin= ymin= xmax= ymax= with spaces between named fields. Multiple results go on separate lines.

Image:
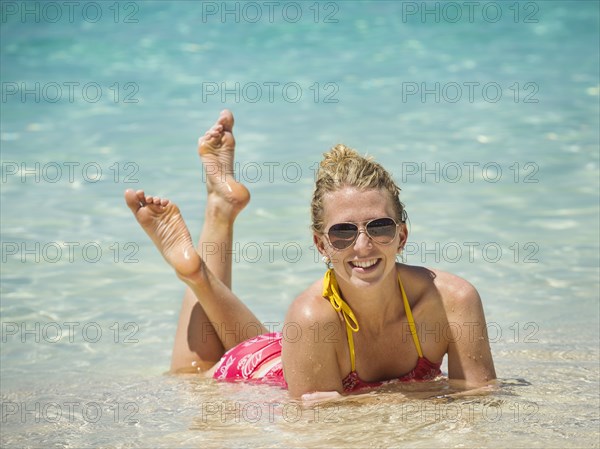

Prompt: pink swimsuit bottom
xmin=213 ymin=332 xmax=287 ymax=388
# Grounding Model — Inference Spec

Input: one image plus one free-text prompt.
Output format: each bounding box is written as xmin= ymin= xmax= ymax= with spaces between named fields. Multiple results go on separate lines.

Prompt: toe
xmin=218 ymin=109 xmax=234 ymax=131
xmin=124 ymin=189 xmax=143 ymax=213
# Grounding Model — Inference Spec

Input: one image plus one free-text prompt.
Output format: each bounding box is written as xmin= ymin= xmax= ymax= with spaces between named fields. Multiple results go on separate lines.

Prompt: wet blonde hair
xmin=311 ymin=144 xmax=406 ymax=234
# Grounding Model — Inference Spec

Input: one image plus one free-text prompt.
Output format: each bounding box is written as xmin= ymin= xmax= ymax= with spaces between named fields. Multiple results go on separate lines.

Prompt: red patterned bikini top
xmin=322 ymin=269 xmax=442 ymax=392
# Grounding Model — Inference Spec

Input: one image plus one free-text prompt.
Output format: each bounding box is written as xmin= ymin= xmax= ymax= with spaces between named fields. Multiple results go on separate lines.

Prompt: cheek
xmin=317 ymin=237 xmax=349 ymax=264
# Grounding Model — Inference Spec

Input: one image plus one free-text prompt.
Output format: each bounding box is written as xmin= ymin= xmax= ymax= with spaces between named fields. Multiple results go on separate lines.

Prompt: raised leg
xmin=196 ymin=109 xmax=250 ymax=287
xmin=124 ymin=189 xmax=267 ymax=373
xmin=170 ymin=110 xmax=252 ymax=372
xmin=125 ymin=111 xmax=265 ymax=374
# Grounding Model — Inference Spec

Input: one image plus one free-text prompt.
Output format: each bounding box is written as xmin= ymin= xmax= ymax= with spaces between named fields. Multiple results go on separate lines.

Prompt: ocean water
xmin=1 ymin=1 xmax=599 ymax=447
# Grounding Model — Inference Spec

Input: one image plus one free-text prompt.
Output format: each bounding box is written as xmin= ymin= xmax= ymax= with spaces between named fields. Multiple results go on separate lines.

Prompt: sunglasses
xmin=325 ymin=217 xmax=400 ymax=250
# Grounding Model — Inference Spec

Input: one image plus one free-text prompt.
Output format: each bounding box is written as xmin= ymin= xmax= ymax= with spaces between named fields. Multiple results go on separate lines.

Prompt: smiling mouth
xmin=349 ymin=259 xmax=379 ymax=269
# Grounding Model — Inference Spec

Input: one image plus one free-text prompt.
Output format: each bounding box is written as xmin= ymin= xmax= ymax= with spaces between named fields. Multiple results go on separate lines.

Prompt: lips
xmin=349 ymin=259 xmax=379 ymax=269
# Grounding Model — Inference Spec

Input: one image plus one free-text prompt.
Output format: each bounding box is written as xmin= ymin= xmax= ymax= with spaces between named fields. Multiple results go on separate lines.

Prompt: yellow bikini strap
xmin=322 ymin=269 xmax=360 ymax=371
xmin=399 ymin=274 xmax=424 ymax=358
xmin=322 ymin=270 xmax=423 ymax=371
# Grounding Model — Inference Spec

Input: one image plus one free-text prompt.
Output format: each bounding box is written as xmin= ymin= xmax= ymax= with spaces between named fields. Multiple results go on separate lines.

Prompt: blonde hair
xmin=311 ymin=144 xmax=405 ymax=233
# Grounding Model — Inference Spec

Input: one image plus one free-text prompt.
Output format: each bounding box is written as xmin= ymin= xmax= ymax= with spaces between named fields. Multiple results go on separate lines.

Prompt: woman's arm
xmin=443 ymin=275 xmax=497 ymax=386
xmin=281 ymin=285 xmax=345 ymax=398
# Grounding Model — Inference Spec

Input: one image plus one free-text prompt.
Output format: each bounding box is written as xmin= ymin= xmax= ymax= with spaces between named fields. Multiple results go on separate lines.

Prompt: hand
xmin=300 ymin=390 xmax=343 ymax=404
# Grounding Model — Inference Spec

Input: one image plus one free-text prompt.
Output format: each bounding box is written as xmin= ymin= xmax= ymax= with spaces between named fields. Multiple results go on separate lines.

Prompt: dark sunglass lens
xmin=328 ymin=223 xmax=358 ymax=249
xmin=367 ymin=218 xmax=397 ymax=242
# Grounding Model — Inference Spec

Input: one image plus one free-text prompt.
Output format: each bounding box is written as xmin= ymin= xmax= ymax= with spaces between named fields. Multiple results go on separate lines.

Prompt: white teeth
xmin=352 ymin=259 xmax=377 ymax=268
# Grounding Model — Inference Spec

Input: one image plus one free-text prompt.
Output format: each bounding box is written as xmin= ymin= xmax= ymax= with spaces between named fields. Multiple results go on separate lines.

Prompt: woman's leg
xmin=196 ymin=109 xmax=249 ymax=288
xmin=170 ymin=110 xmax=247 ymax=373
xmin=124 ymin=189 xmax=268 ymax=372
xmin=125 ymin=111 xmax=266 ymax=374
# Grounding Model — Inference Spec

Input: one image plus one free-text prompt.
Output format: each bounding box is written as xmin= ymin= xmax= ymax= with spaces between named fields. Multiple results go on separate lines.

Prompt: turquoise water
xmin=1 ymin=1 xmax=599 ymax=447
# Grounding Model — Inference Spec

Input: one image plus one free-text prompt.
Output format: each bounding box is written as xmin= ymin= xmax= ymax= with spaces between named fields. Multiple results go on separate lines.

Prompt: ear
xmin=398 ymin=222 xmax=408 ymax=252
xmin=313 ymin=233 xmax=328 ymax=256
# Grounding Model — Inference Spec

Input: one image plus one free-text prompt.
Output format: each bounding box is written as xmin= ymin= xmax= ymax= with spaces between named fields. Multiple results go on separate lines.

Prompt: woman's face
xmin=315 ymin=186 xmax=407 ymax=289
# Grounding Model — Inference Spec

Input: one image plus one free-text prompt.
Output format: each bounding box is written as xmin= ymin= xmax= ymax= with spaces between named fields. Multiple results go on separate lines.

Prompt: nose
xmin=353 ymin=227 xmax=372 ymax=250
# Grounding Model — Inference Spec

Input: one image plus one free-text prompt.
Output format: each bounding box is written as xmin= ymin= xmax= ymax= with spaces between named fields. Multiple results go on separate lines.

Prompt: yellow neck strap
xmin=322 ymin=269 xmax=360 ymax=371
xmin=322 ymin=269 xmax=423 ymax=373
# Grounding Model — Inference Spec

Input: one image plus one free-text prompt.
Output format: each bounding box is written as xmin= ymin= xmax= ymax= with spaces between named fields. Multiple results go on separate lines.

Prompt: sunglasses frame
xmin=324 ymin=216 xmax=402 ymax=250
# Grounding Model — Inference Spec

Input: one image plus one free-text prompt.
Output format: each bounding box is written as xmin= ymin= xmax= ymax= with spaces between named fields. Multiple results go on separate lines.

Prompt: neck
xmin=334 ymin=267 xmax=404 ymax=332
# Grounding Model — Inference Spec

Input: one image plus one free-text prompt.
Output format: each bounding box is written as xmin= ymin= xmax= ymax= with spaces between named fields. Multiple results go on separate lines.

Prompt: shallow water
xmin=1 ymin=1 xmax=599 ymax=448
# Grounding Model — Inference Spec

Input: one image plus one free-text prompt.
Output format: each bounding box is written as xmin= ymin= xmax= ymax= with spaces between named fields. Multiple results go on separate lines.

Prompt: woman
xmin=124 ymin=110 xmax=496 ymax=400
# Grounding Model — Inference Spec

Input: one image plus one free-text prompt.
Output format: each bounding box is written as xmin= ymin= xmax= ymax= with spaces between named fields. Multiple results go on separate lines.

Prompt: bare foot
xmin=124 ymin=189 xmax=201 ymax=279
xmin=198 ymin=109 xmax=250 ymax=217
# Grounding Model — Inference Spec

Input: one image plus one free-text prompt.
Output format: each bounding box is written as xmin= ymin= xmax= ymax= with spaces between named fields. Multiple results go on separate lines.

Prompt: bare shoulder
xmin=397 ymin=264 xmax=476 ymax=300
xmin=427 ymin=268 xmax=482 ymax=312
xmin=397 ymin=264 xmax=483 ymax=321
xmin=284 ymin=277 xmax=340 ymax=326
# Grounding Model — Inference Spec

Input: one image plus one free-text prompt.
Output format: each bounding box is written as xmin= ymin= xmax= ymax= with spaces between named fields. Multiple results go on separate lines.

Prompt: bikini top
xmin=322 ymin=269 xmax=442 ymax=391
